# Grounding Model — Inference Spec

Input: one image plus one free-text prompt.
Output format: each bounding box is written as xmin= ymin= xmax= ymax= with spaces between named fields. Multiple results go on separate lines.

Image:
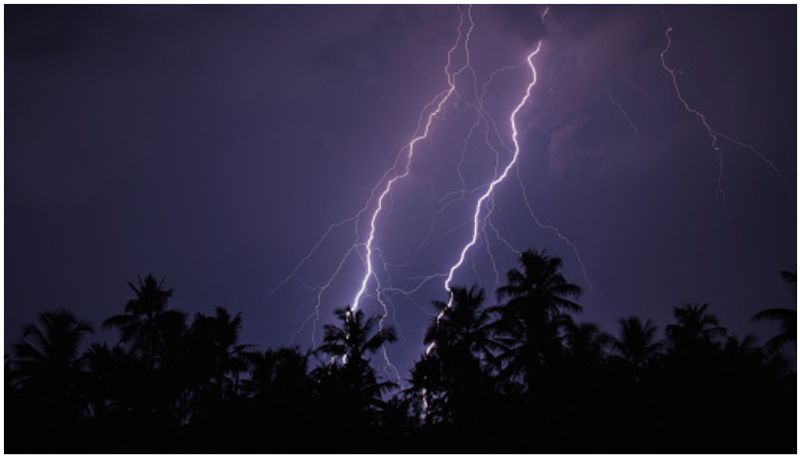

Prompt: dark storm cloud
xmin=310 ymin=5 xmax=456 ymax=75
xmin=5 ymin=6 xmax=89 ymax=61
xmin=493 ymin=4 xmax=550 ymax=43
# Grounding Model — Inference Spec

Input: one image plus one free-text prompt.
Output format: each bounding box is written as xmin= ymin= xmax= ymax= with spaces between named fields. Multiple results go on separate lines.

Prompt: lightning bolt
xmin=607 ymin=80 xmax=639 ymax=139
xmin=270 ymin=9 xmax=474 ymax=384
xmin=659 ymin=18 xmax=786 ymax=214
xmin=349 ymin=8 xmax=474 ymax=314
xmin=541 ymin=6 xmax=550 ymax=22
xmin=428 ymin=41 xmax=543 ymax=355
xmin=514 ymin=167 xmax=594 ymax=290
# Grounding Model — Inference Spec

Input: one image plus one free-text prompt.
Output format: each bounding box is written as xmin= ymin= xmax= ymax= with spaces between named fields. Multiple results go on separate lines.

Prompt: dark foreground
xmin=5 ymin=251 xmax=796 ymax=453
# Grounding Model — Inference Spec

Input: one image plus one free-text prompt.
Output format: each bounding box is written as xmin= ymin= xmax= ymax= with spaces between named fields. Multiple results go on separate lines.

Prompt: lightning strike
xmin=659 ymin=20 xmax=786 ymax=213
xmin=349 ymin=7 xmax=474 ymax=313
xmin=429 ymin=41 xmax=543 ymax=355
xmin=607 ymin=82 xmax=639 ymax=139
xmin=487 ymin=216 xmax=521 ymax=256
xmin=272 ymin=7 xmax=474 ymax=354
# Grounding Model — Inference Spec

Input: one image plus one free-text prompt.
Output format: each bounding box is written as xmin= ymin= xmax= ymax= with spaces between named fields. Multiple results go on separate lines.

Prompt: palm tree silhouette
xmin=318 ymin=306 xmax=397 ymax=368
xmin=564 ymin=321 xmax=612 ymax=365
xmin=314 ymin=307 xmax=399 ymax=446
xmin=11 ymin=310 xmax=93 ymax=387
xmin=315 ymin=306 xmax=398 ymax=404
xmin=752 ymin=271 xmax=796 ymax=352
xmin=612 ymin=316 xmax=661 ymax=371
xmin=81 ymin=342 xmax=133 ymax=420
xmin=9 ymin=310 xmax=94 ymax=450
xmin=493 ymin=249 xmax=582 ymax=381
xmin=188 ymin=307 xmax=254 ymax=398
xmin=425 ymin=285 xmax=499 ymax=365
xmin=666 ymin=303 xmax=726 ymax=350
xmin=414 ymin=285 xmax=500 ymax=426
xmin=245 ymin=346 xmax=309 ymax=398
xmin=102 ymin=275 xmax=187 ymax=363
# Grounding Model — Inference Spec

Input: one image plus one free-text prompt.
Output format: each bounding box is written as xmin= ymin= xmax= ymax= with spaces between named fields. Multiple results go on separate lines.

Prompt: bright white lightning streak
xmin=427 ymin=41 xmax=543 ymax=355
xmin=350 ymin=8 xmax=473 ymax=312
xmin=394 ymin=63 xmax=521 ymax=271
xmin=273 ymin=8 xmax=471 ymax=356
xmin=659 ymin=22 xmax=786 ymax=213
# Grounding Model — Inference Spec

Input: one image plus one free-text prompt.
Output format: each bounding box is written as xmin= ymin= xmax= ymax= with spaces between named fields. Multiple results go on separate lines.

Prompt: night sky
xmin=6 ymin=5 xmax=796 ymax=380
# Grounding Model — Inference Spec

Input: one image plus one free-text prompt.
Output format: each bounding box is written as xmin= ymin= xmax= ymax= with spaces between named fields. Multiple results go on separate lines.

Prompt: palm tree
xmin=666 ymin=303 xmax=726 ymax=350
xmin=564 ymin=321 xmax=612 ymax=366
xmin=752 ymin=308 xmax=796 ymax=352
xmin=314 ymin=307 xmax=398 ymax=442
xmin=9 ymin=310 xmax=94 ymax=440
xmin=187 ymin=307 xmax=254 ymax=398
xmin=241 ymin=347 xmax=312 ymax=449
xmin=492 ymin=249 xmax=582 ymax=381
xmin=102 ymin=275 xmax=187 ymax=363
xmin=612 ymin=316 xmax=661 ymax=371
xmin=424 ymin=285 xmax=499 ymax=366
xmin=245 ymin=347 xmax=309 ymax=399
xmin=317 ymin=306 xmax=397 ymax=369
xmin=101 ymin=275 xmax=189 ymax=427
xmin=11 ymin=310 xmax=93 ymax=388
xmin=752 ymin=271 xmax=796 ymax=352
xmin=415 ymin=285 xmax=501 ymax=425
xmin=81 ymin=342 xmax=135 ymax=419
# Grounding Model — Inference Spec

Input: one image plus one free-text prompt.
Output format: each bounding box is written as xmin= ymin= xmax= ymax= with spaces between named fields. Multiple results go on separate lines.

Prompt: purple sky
xmin=6 ymin=5 xmax=796 ymax=379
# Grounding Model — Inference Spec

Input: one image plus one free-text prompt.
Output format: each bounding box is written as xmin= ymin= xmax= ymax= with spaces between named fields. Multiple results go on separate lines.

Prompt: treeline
xmin=5 ymin=249 xmax=796 ymax=452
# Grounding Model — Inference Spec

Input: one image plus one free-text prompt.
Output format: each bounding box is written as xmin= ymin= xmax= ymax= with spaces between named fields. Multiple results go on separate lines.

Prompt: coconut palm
xmin=11 ymin=310 xmax=93 ymax=388
xmin=187 ymin=307 xmax=254 ymax=396
xmin=612 ymin=316 xmax=662 ymax=371
xmin=752 ymin=271 xmax=796 ymax=352
xmin=492 ymin=249 xmax=582 ymax=380
xmin=102 ymin=275 xmax=187 ymax=363
xmin=415 ymin=285 xmax=501 ymax=425
xmin=317 ymin=306 xmax=397 ymax=368
xmin=424 ymin=285 xmax=500 ymax=367
xmin=564 ymin=321 xmax=612 ymax=365
xmin=666 ymin=303 xmax=726 ymax=350
xmin=9 ymin=310 xmax=94 ymax=440
xmin=314 ymin=307 xmax=398 ymax=440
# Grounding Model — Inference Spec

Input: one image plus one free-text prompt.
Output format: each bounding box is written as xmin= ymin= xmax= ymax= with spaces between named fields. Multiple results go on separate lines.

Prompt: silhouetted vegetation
xmin=5 ymin=251 xmax=796 ymax=452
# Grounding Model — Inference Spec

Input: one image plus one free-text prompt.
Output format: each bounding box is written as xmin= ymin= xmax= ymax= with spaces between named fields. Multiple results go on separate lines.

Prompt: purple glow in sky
xmin=6 ymin=5 xmax=796 ymax=378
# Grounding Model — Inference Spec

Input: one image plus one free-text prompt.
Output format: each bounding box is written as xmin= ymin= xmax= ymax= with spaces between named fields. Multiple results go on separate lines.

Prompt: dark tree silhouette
xmin=424 ymin=285 xmax=499 ymax=365
xmin=564 ymin=320 xmax=612 ymax=366
xmin=186 ymin=306 xmax=254 ymax=400
xmin=666 ymin=303 xmax=726 ymax=350
xmin=612 ymin=316 xmax=662 ymax=371
xmin=752 ymin=271 xmax=796 ymax=352
xmin=4 ymin=264 xmax=795 ymax=453
xmin=411 ymin=285 xmax=500 ymax=436
xmin=10 ymin=310 xmax=93 ymax=387
xmin=313 ymin=306 xmax=398 ymax=449
xmin=492 ymin=249 xmax=582 ymax=382
xmin=8 ymin=310 xmax=93 ymax=451
xmin=317 ymin=307 xmax=397 ymax=363
xmin=102 ymin=275 xmax=187 ymax=363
